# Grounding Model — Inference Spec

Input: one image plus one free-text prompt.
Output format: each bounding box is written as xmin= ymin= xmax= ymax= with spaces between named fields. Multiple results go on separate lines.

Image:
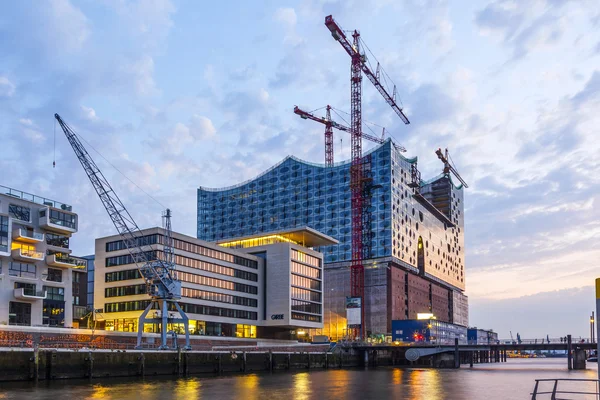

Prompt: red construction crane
xmin=324 ymin=15 xmax=410 ymax=340
xmin=293 ymin=105 xmax=406 ymax=167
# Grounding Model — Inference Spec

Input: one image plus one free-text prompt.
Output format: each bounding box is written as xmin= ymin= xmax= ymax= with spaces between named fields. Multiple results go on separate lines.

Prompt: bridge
xmin=345 ymin=335 xmax=594 ymax=370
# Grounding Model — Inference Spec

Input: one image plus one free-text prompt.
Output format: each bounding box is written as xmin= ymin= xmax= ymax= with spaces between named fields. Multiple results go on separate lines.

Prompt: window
xmin=14 ymin=282 xmax=36 ymax=295
xmin=44 ymin=286 xmax=65 ymax=301
xmin=9 ymin=204 xmax=30 ymax=222
xmin=0 ymin=215 xmax=8 ymax=252
xmin=49 ymin=209 xmax=76 ymax=229
xmin=9 ymin=262 xmax=36 ymax=278
xmin=46 ymin=233 xmax=69 ymax=248
xmin=46 ymin=268 xmax=62 ymax=282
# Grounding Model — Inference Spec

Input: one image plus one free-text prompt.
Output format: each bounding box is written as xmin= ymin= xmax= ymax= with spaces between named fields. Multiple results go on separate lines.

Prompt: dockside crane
xmin=54 ymin=114 xmax=190 ymax=350
xmin=293 ymin=105 xmax=407 ymax=167
xmin=435 ymin=148 xmax=469 ymax=188
xmin=324 ymin=15 xmax=410 ymax=340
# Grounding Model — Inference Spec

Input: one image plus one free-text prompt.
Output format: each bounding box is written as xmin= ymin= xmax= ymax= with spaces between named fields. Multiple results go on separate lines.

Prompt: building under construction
xmin=197 ymin=140 xmax=468 ymax=341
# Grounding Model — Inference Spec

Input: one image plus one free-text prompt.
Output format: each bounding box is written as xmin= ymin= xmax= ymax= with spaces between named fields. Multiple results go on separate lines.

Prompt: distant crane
xmin=54 ymin=114 xmax=190 ymax=350
xmin=435 ymin=148 xmax=469 ymax=188
xmin=293 ymin=105 xmax=406 ymax=167
xmin=324 ymin=15 xmax=410 ymax=340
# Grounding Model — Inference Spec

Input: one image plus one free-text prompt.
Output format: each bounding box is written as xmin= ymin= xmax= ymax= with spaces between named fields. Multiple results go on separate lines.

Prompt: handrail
xmin=0 ymin=184 xmax=71 ymax=210
xmin=531 ymin=378 xmax=600 ymax=399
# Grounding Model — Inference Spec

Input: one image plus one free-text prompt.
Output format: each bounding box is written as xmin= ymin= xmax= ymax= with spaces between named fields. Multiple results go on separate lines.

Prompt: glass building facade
xmin=198 ymin=140 xmax=467 ymax=336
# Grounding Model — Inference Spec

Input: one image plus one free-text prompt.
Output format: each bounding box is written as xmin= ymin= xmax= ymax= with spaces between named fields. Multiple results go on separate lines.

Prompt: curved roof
xmin=420 ymin=173 xmax=464 ymax=191
xmin=199 ymin=139 xmax=418 ymax=192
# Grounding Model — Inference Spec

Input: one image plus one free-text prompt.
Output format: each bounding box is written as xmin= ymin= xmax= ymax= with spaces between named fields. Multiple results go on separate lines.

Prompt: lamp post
xmin=591 ymin=312 xmax=595 ymax=343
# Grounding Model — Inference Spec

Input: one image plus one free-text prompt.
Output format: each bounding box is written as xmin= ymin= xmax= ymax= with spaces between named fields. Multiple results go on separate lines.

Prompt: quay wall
xmin=0 ymin=349 xmax=363 ymax=382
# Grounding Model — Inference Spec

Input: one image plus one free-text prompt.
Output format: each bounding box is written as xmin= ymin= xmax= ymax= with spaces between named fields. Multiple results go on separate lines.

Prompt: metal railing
xmin=500 ymin=338 xmax=594 ymax=345
xmin=54 ymin=255 xmax=87 ymax=268
xmin=531 ymin=379 xmax=600 ymax=399
xmin=0 ymin=185 xmax=71 ymax=210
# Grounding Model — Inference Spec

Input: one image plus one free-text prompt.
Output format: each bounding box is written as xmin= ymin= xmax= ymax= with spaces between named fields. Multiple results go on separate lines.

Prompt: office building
xmin=391 ymin=319 xmax=467 ymax=345
xmin=198 ymin=140 xmax=468 ymax=340
xmin=94 ymin=227 xmax=332 ymax=339
xmin=0 ymin=185 xmax=85 ymax=327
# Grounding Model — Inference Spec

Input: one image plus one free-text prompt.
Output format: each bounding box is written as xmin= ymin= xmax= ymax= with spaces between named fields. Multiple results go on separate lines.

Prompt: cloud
xmin=274 ymin=7 xmax=297 ymax=29
xmin=0 ymin=77 xmax=15 ymax=97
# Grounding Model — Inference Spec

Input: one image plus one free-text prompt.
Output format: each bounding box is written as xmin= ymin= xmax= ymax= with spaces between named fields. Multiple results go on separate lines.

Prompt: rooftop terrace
xmin=0 ymin=185 xmax=72 ymax=211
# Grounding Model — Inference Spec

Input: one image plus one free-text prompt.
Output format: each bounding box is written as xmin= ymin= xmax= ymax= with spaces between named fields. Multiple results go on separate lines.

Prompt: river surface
xmin=0 ymin=359 xmax=597 ymax=399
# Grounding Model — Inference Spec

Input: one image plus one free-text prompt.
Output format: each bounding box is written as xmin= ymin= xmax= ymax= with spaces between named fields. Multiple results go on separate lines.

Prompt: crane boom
xmin=435 ymin=148 xmax=469 ymax=188
xmin=293 ymin=106 xmax=407 ymax=155
xmin=54 ymin=113 xmax=190 ymax=349
xmin=325 ymin=15 xmax=410 ymax=125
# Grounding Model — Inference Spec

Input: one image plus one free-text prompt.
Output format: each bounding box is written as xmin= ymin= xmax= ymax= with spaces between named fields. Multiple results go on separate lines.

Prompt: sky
xmin=1 ymin=0 xmax=599 ymax=338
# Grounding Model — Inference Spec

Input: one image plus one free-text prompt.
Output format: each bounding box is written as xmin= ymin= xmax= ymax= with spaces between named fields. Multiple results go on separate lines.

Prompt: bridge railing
xmin=531 ymin=378 xmax=600 ymax=399
xmin=498 ymin=338 xmax=594 ymax=345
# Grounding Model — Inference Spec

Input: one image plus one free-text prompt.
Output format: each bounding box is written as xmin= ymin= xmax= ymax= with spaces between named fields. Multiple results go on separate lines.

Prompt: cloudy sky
xmin=1 ymin=0 xmax=599 ymax=338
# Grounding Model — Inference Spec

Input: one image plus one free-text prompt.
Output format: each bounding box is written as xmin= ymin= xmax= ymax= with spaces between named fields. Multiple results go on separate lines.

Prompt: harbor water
xmin=0 ymin=359 xmax=597 ymax=400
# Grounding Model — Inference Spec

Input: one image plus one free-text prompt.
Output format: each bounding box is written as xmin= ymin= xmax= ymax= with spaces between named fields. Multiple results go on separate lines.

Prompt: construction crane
xmin=54 ymin=114 xmax=191 ymax=350
xmin=435 ymin=148 xmax=469 ymax=188
xmin=324 ymin=15 xmax=410 ymax=340
xmin=293 ymin=105 xmax=406 ymax=167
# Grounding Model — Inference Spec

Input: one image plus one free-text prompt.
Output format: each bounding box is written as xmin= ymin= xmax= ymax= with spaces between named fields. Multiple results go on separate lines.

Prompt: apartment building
xmin=0 ymin=185 xmax=85 ymax=327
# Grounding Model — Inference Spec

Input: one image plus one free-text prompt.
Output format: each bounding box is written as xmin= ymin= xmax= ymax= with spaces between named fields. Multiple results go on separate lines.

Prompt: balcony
xmin=39 ymin=207 xmax=77 ymax=235
xmin=46 ymin=254 xmax=87 ymax=269
xmin=12 ymin=228 xmax=44 ymax=244
xmin=14 ymin=287 xmax=47 ymax=301
xmin=11 ymin=248 xmax=44 ymax=261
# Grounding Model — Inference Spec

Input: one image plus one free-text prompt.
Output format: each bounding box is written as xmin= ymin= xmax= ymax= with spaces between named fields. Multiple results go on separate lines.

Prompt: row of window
xmin=291 ymin=312 xmax=322 ymax=322
xmin=103 ymin=300 xmax=258 ymax=320
xmin=291 ymin=287 xmax=322 ymax=302
xmin=105 ymin=269 xmax=140 ymax=282
xmin=47 ymin=268 xmax=62 ymax=282
xmin=178 ymin=271 xmax=258 ymax=295
xmin=9 ymin=262 xmax=36 ymax=278
xmin=104 ymin=234 xmax=258 ymax=269
xmin=173 ymin=253 xmax=258 ymax=282
xmin=48 ymin=209 xmax=76 ymax=229
xmin=291 ymin=249 xmax=320 ymax=268
xmin=105 ymin=249 xmax=257 ymax=282
xmin=46 ymin=232 xmax=69 ymax=248
xmin=291 ymin=261 xmax=321 ymax=279
xmin=105 ymin=251 xmax=157 ymax=267
xmin=291 ymin=274 xmax=321 ymax=291
xmin=103 ymin=268 xmax=258 ymax=295
xmin=105 ymin=284 xmax=147 ymax=298
xmin=291 ymin=299 xmax=321 ymax=315
xmin=181 ymin=287 xmax=257 ymax=307
xmin=105 ymin=234 xmax=160 ymax=252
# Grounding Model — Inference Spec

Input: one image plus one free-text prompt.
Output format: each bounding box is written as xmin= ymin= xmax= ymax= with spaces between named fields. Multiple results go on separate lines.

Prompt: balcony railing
xmin=19 ymin=229 xmax=44 ymax=240
xmin=49 ymin=218 xmax=76 ymax=229
xmin=12 ymin=248 xmax=44 ymax=260
xmin=0 ymin=185 xmax=71 ymax=210
xmin=54 ymin=255 xmax=87 ymax=268
xmin=46 ymin=237 xmax=69 ymax=248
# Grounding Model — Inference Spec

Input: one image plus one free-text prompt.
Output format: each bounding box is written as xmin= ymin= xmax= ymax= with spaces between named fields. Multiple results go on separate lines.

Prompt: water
xmin=0 ymin=359 xmax=597 ymax=400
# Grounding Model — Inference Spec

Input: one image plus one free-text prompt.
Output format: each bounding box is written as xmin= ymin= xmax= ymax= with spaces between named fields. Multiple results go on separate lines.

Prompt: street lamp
xmin=591 ymin=312 xmax=595 ymax=343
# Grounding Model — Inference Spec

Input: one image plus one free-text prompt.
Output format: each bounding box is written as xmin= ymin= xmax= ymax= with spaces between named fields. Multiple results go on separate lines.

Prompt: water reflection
xmin=175 ymin=378 xmax=201 ymax=400
xmin=293 ymin=372 xmax=311 ymax=400
xmin=235 ymin=374 xmax=259 ymax=398
xmin=392 ymin=368 xmax=402 ymax=385
xmin=407 ymin=369 xmax=442 ymax=400
xmin=87 ymin=383 xmax=111 ymax=399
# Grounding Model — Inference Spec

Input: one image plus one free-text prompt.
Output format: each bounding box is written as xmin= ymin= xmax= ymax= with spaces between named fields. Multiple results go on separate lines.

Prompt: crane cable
xmin=53 ymin=117 xmax=167 ymax=210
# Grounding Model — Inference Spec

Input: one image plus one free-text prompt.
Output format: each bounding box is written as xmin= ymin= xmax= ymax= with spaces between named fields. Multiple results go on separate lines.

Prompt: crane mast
xmin=54 ymin=114 xmax=190 ymax=350
xmin=325 ymin=15 xmax=410 ymax=340
xmin=435 ymin=148 xmax=469 ymax=188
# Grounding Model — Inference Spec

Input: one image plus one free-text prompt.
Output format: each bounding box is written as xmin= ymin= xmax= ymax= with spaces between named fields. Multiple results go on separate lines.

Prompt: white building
xmin=0 ymin=185 xmax=84 ymax=327
xmin=94 ymin=227 xmax=335 ymax=340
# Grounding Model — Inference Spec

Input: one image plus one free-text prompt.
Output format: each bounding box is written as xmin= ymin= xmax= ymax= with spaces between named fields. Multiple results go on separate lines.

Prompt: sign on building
xmin=346 ymin=296 xmax=361 ymax=329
